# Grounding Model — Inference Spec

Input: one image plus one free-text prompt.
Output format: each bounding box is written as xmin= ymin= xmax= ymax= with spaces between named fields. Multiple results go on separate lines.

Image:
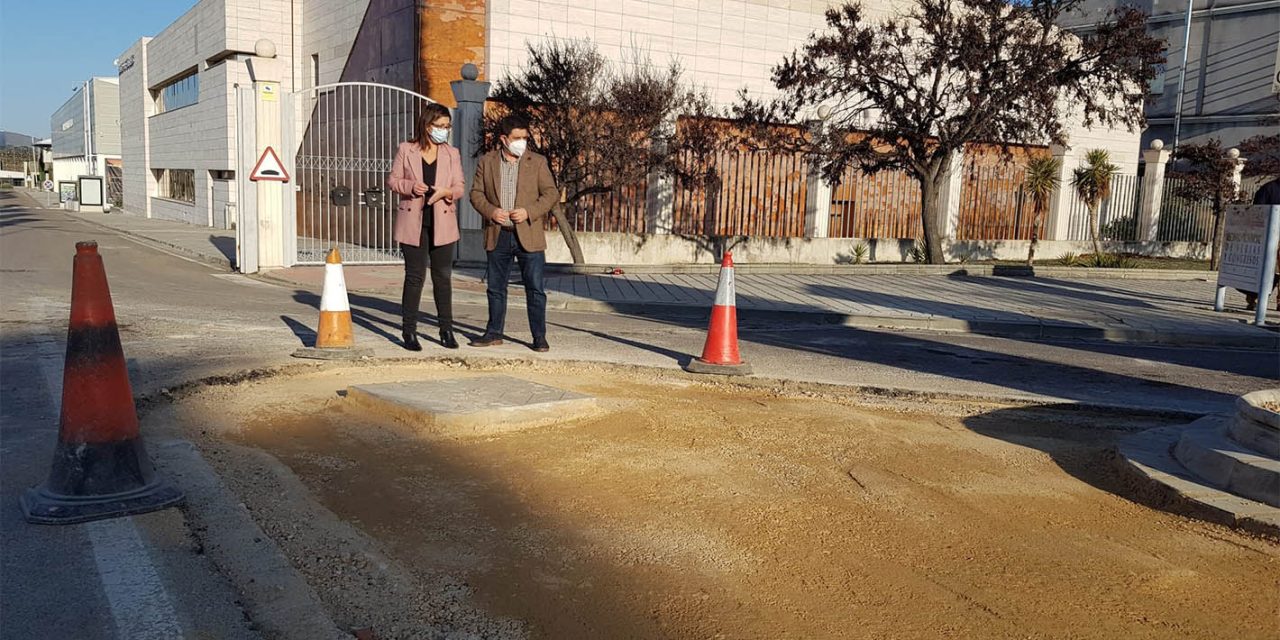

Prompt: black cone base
xmin=21 ymin=438 xmax=184 ymax=525
xmin=22 ymin=481 xmax=184 ymax=525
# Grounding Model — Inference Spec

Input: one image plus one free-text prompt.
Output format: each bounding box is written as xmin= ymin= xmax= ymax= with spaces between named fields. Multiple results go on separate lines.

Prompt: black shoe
xmin=440 ymin=329 xmax=459 ymax=350
xmin=402 ymin=331 xmax=422 ymax=352
xmin=531 ymin=337 xmax=550 ymax=353
xmin=468 ymin=334 xmax=504 ymax=347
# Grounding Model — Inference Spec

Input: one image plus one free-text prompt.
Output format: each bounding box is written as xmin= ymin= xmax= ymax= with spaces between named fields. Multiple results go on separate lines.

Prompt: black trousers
xmin=400 ymin=224 xmax=454 ymax=333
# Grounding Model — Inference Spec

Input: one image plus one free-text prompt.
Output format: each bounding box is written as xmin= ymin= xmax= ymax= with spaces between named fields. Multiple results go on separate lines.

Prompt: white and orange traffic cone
xmin=685 ymin=251 xmax=752 ymax=376
xmin=293 ymin=247 xmax=373 ymax=360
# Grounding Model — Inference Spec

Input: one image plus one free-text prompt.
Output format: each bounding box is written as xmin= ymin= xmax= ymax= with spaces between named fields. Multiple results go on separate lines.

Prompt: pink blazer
xmin=387 ymin=141 xmax=463 ymax=247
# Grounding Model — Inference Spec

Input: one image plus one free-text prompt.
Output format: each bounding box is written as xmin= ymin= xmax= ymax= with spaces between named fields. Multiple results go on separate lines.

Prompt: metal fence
xmin=827 ymin=167 xmax=922 ymax=239
xmin=1155 ymin=175 xmax=1214 ymax=242
xmin=290 ymin=83 xmax=429 ymax=264
xmin=957 ymin=163 xmax=1034 ymax=240
xmin=671 ymin=148 xmax=809 ymax=237
xmin=1066 ymin=173 xmax=1142 ymax=242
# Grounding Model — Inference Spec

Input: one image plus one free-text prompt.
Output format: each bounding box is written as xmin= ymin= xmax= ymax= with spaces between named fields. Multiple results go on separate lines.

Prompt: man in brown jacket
xmin=468 ymin=115 xmax=560 ymax=350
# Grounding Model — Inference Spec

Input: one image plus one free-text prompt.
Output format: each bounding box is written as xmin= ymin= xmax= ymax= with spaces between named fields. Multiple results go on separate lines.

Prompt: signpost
xmin=42 ymin=180 xmax=53 ymax=208
xmin=1215 ymin=204 xmax=1280 ymax=326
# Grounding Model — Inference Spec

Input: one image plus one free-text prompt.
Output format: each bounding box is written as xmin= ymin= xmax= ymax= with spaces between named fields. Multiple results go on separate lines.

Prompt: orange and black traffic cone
xmin=292 ymin=247 xmax=373 ymax=360
xmin=22 ymin=241 xmax=184 ymax=525
xmin=685 ymin=251 xmax=752 ymax=376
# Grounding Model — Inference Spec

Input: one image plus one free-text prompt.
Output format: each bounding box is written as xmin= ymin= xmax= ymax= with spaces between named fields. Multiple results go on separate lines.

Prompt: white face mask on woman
xmin=430 ymin=127 xmax=449 ymax=144
xmin=505 ymin=139 xmax=527 ymax=157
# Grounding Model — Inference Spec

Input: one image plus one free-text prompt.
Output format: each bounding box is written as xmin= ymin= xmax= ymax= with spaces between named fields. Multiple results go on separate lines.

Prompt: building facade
xmin=1064 ymin=0 xmax=1280 ymax=150
xmin=118 ymin=0 xmax=1149 ymax=267
xmin=48 ymin=78 xmax=120 ymax=188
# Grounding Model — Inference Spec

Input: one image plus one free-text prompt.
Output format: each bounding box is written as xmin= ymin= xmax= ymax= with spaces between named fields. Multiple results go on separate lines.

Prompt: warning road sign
xmin=249 ymin=147 xmax=289 ymax=183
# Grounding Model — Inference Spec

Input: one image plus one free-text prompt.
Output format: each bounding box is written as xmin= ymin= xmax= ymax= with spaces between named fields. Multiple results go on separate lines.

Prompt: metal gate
xmin=282 ymin=82 xmax=439 ymax=264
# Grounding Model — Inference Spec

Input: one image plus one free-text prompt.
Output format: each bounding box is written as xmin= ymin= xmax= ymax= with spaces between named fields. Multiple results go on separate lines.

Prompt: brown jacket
xmin=469 ymin=148 xmax=559 ymax=252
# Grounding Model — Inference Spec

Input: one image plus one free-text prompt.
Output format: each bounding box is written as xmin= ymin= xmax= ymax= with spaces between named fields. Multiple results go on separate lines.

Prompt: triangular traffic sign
xmin=249 ymin=146 xmax=290 ymax=182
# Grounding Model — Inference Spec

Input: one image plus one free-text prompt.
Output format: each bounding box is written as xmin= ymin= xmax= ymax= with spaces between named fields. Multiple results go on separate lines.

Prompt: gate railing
xmin=283 ymin=82 xmax=439 ymax=265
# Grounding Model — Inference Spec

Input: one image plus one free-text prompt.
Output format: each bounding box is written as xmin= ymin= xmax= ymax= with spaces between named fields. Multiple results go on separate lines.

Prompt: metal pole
xmin=1255 ymin=205 xmax=1280 ymax=326
xmin=1171 ymin=0 xmax=1195 ymax=152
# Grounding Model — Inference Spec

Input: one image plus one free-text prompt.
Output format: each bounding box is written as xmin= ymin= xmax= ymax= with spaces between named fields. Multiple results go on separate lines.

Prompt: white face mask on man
xmin=505 ymin=139 xmax=528 ymax=157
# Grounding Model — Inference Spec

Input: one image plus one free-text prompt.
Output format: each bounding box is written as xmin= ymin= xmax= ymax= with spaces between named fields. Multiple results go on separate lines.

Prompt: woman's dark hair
xmin=412 ymin=103 xmax=452 ymax=147
xmin=499 ymin=114 xmax=530 ymax=137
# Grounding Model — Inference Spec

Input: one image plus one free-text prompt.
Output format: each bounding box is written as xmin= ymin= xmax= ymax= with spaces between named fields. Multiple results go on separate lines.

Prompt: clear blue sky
xmin=0 ymin=0 xmax=197 ymax=139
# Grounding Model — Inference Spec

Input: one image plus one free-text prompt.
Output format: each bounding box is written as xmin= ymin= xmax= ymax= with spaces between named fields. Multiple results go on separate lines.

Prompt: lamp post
xmin=1171 ymin=0 xmax=1195 ymax=153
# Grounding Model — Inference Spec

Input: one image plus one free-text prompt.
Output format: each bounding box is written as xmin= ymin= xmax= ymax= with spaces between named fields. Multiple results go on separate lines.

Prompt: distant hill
xmin=0 ymin=131 xmax=36 ymax=148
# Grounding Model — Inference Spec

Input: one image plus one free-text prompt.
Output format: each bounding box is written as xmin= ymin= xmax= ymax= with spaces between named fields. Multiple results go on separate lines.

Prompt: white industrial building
xmin=49 ymin=78 xmax=120 ymax=191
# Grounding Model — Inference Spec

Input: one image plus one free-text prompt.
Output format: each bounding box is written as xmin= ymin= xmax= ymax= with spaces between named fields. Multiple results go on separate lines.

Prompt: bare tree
xmin=488 ymin=40 xmax=722 ymax=264
xmin=1239 ymin=134 xmax=1280 ymax=182
xmin=1169 ymin=139 xmax=1243 ymax=270
xmin=734 ymin=0 xmax=1163 ymax=263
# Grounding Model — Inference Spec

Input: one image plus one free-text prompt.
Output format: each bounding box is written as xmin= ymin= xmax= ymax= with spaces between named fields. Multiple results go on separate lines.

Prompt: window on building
xmin=157 ymin=71 xmax=199 ymax=112
xmin=311 ymin=54 xmax=320 ymax=88
xmin=155 ymin=169 xmax=195 ymax=203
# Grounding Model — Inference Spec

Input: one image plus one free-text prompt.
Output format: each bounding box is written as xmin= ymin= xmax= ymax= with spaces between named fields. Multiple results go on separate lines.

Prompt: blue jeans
xmin=485 ymin=230 xmax=546 ymax=339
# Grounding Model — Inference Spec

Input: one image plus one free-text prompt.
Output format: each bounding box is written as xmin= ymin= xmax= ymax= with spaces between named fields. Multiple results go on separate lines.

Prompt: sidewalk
xmin=43 ymin=191 xmax=1279 ymax=349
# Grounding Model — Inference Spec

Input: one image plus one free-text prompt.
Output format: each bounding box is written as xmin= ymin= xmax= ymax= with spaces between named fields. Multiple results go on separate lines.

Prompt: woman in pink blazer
xmin=387 ymin=103 xmax=464 ymax=350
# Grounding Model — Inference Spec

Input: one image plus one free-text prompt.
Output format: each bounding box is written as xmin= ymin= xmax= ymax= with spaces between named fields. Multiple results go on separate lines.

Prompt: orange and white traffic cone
xmin=685 ymin=251 xmax=752 ymax=376
xmin=292 ymin=247 xmax=373 ymax=360
xmin=22 ymin=241 xmax=184 ymax=524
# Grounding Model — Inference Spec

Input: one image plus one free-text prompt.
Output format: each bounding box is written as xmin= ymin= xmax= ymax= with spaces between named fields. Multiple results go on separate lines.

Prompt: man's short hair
xmin=499 ymin=114 xmax=530 ymax=137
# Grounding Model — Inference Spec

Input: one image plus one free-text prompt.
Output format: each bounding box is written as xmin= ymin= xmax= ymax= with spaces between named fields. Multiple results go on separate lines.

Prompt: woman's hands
xmin=414 ymin=182 xmax=454 ymax=205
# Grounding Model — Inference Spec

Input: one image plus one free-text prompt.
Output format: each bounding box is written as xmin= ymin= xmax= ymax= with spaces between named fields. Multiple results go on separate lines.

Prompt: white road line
xmin=85 ymin=519 xmax=185 ymax=640
xmin=29 ymin=298 xmax=185 ymax=639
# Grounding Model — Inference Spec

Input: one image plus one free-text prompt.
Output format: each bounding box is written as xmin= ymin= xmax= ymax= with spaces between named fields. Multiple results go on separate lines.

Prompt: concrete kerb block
xmin=1113 ymin=426 xmax=1280 ymax=539
xmin=291 ymin=346 xmax=375 ymax=361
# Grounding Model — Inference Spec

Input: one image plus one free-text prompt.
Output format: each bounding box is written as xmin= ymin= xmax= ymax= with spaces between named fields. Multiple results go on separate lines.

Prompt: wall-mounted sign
xmin=118 ymin=54 xmax=135 ymax=75
xmin=260 ymin=82 xmax=278 ymax=102
xmin=61 ymin=119 xmax=74 ymax=132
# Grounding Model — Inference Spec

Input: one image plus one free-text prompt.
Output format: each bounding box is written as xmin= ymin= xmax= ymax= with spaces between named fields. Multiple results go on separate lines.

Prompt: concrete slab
xmin=346 ymin=376 xmax=598 ymax=436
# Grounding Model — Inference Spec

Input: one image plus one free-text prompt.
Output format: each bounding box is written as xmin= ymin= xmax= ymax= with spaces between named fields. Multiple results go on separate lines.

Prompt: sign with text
xmin=1218 ymin=205 xmax=1279 ymax=292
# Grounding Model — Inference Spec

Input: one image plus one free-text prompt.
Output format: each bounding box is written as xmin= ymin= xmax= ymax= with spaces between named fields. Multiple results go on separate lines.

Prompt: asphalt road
xmin=2 ymin=193 xmax=1277 ymax=636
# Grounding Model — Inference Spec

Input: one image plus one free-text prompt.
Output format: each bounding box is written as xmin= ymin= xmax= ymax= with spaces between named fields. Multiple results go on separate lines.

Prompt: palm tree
xmin=1022 ymin=156 xmax=1062 ymax=265
xmin=1071 ymin=149 xmax=1119 ymax=263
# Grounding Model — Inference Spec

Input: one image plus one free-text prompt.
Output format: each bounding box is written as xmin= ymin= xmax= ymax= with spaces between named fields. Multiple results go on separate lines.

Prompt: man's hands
xmin=492 ymin=209 xmax=511 ymax=225
xmin=508 ymin=208 xmax=529 ymax=224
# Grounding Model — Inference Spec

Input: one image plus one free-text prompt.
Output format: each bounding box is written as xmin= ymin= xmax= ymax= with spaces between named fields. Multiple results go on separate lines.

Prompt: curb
xmin=524 ymin=262 xmax=1215 ymax=281
xmin=61 ymin=210 xmax=235 ymax=271
xmin=1112 ymin=425 xmax=1280 ymax=540
xmin=546 ymin=297 xmax=1280 ymax=350
xmin=152 ymin=438 xmax=350 ymax=640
